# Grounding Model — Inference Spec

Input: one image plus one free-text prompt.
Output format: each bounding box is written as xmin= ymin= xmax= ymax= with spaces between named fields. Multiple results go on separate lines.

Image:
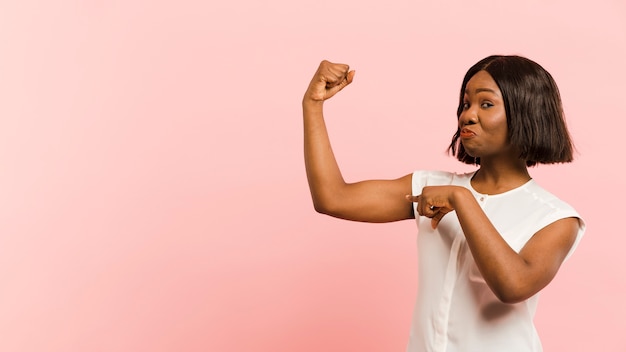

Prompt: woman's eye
xmin=481 ymin=102 xmax=493 ymax=108
xmin=462 ymin=102 xmax=469 ymax=110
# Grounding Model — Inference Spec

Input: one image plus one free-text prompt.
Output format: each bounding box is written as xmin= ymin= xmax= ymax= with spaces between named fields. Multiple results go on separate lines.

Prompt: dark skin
xmin=303 ymin=61 xmax=579 ymax=303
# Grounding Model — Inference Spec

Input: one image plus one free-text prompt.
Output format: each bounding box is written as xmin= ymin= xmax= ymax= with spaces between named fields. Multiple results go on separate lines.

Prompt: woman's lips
xmin=460 ymin=128 xmax=476 ymax=138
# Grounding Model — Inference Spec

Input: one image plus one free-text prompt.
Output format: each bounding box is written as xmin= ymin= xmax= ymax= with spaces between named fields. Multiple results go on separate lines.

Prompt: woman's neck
xmin=471 ymin=160 xmax=531 ymax=195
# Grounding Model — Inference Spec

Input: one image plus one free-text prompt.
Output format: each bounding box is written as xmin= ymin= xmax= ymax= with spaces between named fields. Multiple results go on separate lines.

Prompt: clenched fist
xmin=303 ymin=60 xmax=355 ymax=103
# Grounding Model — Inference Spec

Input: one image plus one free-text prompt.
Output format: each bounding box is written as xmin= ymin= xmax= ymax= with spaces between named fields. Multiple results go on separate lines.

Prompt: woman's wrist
xmin=451 ymin=186 xmax=473 ymax=208
xmin=302 ymin=97 xmax=324 ymax=112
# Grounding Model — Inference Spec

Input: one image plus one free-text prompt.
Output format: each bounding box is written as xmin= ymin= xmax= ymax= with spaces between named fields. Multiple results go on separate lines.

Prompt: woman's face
xmin=458 ymin=70 xmax=512 ymax=160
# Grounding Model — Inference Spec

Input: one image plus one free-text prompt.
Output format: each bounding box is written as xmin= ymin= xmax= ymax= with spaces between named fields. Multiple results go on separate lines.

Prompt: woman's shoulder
xmin=518 ymin=180 xmax=585 ymax=229
xmin=524 ymin=180 xmax=576 ymax=209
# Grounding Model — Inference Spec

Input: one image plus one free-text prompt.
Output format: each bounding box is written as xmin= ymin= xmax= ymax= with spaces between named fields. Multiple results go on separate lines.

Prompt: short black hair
xmin=448 ymin=55 xmax=574 ymax=166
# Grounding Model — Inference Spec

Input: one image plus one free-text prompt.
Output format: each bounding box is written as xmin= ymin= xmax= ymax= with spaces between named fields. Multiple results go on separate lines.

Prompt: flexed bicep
xmin=303 ymin=61 xmax=412 ymax=223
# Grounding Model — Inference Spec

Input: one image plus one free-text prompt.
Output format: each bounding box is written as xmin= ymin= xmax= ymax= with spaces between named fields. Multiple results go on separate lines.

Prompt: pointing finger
xmin=405 ymin=195 xmax=419 ymax=202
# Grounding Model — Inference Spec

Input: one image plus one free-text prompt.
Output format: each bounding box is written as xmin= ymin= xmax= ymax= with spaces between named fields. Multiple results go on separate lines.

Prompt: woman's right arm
xmin=303 ymin=60 xmax=414 ymax=223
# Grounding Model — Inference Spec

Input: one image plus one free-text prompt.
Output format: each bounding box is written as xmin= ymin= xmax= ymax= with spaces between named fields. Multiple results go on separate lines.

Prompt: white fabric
xmin=407 ymin=171 xmax=585 ymax=352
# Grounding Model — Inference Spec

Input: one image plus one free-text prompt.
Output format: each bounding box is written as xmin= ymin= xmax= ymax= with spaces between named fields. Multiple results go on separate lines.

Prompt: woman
xmin=302 ymin=55 xmax=585 ymax=351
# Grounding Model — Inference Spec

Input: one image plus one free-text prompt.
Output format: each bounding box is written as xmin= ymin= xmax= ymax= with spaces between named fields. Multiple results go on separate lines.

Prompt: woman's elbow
xmin=313 ymin=200 xmax=330 ymax=215
xmin=494 ymin=291 xmax=528 ymax=304
xmin=490 ymin=283 xmax=536 ymax=304
xmin=311 ymin=196 xmax=339 ymax=216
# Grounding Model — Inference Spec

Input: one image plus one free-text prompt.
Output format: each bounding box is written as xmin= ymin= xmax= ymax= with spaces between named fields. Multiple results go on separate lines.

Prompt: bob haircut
xmin=448 ymin=55 xmax=574 ymax=167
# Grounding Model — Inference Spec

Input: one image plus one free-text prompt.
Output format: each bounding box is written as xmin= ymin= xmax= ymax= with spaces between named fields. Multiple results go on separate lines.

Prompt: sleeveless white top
xmin=407 ymin=171 xmax=585 ymax=352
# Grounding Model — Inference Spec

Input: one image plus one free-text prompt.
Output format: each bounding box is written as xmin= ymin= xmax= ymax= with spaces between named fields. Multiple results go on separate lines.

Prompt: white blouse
xmin=407 ymin=171 xmax=585 ymax=352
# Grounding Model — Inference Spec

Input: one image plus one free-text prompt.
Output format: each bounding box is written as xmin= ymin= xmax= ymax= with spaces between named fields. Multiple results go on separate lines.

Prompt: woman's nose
xmin=458 ymin=109 xmax=478 ymax=128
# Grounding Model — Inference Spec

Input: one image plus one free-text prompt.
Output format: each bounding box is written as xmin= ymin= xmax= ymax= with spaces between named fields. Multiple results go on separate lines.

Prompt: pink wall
xmin=0 ymin=0 xmax=624 ymax=351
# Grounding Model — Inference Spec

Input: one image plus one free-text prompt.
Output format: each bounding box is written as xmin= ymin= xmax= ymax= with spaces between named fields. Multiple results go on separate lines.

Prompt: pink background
xmin=0 ymin=0 xmax=624 ymax=351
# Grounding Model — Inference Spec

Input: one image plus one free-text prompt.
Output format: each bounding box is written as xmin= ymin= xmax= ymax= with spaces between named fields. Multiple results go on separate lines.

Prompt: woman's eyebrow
xmin=465 ymin=87 xmax=498 ymax=95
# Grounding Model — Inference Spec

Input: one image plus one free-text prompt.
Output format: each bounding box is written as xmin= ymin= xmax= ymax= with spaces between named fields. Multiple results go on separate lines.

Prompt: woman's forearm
xmin=303 ymin=99 xmax=347 ymax=213
xmin=452 ymin=191 xmax=532 ymax=302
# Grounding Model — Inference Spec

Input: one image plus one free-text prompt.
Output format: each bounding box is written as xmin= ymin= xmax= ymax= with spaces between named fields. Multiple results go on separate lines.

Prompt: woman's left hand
xmin=406 ymin=185 xmax=465 ymax=229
